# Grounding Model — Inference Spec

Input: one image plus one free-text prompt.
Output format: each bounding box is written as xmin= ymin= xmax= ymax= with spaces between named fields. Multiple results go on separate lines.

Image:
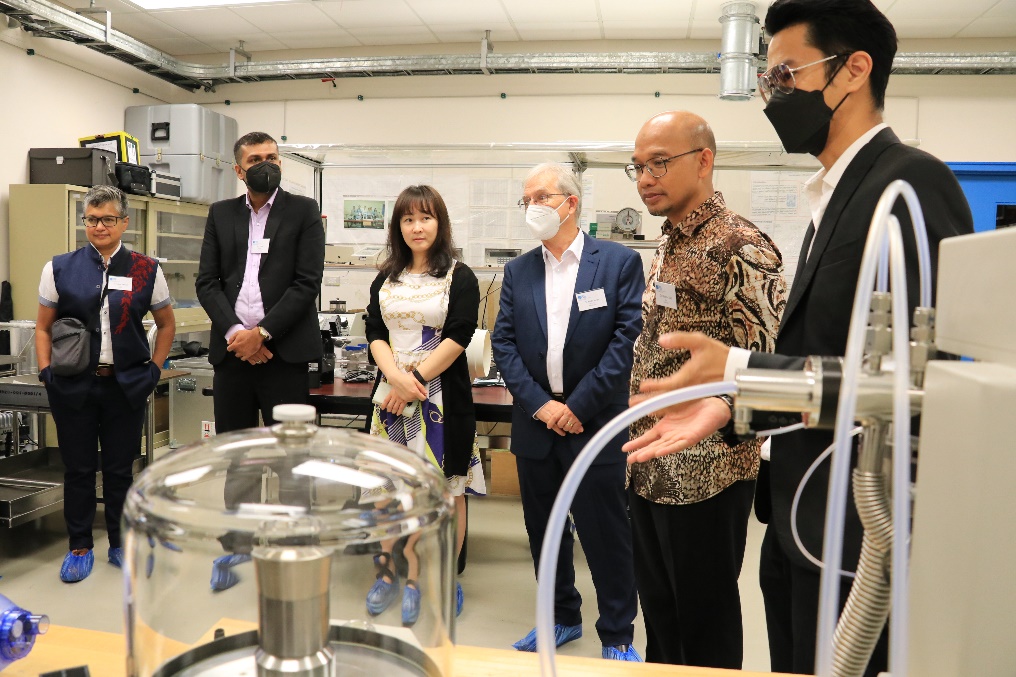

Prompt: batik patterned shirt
xmin=629 ymin=191 xmax=787 ymax=505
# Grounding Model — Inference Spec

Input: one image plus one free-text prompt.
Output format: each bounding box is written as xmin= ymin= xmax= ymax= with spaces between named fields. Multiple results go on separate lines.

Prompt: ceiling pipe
xmin=1 ymin=0 xmax=1014 ymax=91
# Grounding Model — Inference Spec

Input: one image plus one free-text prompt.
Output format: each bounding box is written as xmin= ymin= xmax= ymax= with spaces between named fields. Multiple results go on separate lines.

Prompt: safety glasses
xmin=757 ymin=53 xmax=847 ymax=102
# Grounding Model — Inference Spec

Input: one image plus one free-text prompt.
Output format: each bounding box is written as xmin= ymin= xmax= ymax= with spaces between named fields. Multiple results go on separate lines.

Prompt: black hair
xmin=764 ymin=0 xmax=897 ymax=110
xmin=379 ymin=185 xmax=456 ymax=281
xmin=233 ymin=131 xmax=277 ymax=164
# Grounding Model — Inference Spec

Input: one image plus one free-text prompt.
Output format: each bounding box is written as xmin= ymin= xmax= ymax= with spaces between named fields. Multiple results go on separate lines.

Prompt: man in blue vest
xmin=36 ymin=184 xmax=175 ymax=583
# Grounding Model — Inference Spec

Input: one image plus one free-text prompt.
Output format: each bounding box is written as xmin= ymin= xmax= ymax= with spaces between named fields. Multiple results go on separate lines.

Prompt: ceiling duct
xmin=1 ymin=0 xmax=1014 ymax=91
xmin=718 ymin=1 xmax=761 ymax=101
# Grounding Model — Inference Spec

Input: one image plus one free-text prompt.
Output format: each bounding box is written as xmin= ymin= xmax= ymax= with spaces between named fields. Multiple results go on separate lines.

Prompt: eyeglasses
xmin=624 ymin=148 xmax=704 ymax=181
xmin=518 ymin=193 xmax=570 ymax=210
xmin=81 ymin=215 xmax=125 ymax=228
xmin=757 ymin=53 xmax=847 ymax=103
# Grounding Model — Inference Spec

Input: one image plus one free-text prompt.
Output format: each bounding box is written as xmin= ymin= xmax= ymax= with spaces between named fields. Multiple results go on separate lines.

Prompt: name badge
xmin=108 ymin=275 xmax=132 ymax=291
xmin=655 ymin=281 xmax=678 ymax=309
xmin=576 ymin=288 xmax=607 ymax=311
xmin=252 ymin=238 xmax=270 ymax=254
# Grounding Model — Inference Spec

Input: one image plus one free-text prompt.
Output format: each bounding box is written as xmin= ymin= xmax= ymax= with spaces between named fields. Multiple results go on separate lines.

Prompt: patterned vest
xmin=51 ymin=245 xmax=160 ymax=409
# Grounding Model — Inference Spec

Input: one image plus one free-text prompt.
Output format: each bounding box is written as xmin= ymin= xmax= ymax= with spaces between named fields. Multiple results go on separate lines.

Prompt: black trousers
xmin=628 ymin=479 xmax=755 ymax=668
xmin=49 ymin=375 xmax=145 ymax=551
xmin=515 ymin=439 xmax=638 ymax=648
xmin=760 ymin=525 xmax=888 ymax=676
xmin=212 ymin=352 xmax=309 ymax=433
xmin=213 ymin=354 xmax=309 ymax=553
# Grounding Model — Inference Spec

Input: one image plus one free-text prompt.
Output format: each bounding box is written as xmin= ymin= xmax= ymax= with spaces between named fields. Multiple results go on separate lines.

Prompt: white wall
xmin=0 ymin=26 xmax=180 ymax=289
xmin=3 ymin=24 xmax=1015 ymax=302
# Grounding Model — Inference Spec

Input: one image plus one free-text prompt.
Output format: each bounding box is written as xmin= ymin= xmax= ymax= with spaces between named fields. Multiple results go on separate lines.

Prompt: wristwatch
xmin=257 ymin=325 xmax=271 ymax=341
xmin=714 ymin=395 xmax=745 ymax=447
xmin=412 ymin=369 xmax=428 ymax=386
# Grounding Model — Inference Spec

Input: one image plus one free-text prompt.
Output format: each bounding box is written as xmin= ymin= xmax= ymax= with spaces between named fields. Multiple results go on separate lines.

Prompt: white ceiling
xmin=79 ymin=0 xmax=1016 ymax=57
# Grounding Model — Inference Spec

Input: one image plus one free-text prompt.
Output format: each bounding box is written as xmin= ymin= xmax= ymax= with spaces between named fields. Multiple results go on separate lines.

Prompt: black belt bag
xmin=50 ymin=283 xmax=109 ymax=377
xmin=50 ymin=317 xmax=91 ymax=376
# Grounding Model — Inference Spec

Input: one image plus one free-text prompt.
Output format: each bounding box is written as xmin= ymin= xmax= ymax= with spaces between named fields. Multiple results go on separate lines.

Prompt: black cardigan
xmin=365 ymin=262 xmax=479 ymax=417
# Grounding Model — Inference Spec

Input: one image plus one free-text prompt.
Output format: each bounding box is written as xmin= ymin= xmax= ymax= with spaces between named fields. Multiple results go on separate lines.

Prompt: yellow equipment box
xmin=79 ymin=131 xmax=141 ymax=165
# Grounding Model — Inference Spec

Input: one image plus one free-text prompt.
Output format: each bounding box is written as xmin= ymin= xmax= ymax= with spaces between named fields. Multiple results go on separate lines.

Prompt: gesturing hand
xmin=632 ymin=331 xmax=731 ymax=416
xmin=623 ymin=397 xmax=732 ymax=464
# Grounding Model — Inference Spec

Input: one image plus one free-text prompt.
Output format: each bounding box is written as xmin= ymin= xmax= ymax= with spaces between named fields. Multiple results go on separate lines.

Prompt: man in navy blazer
xmin=492 ymin=163 xmax=644 ymax=662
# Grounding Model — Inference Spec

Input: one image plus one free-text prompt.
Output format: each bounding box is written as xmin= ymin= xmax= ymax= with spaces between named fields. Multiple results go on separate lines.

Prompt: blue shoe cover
xmin=366 ymin=576 xmax=399 ymax=615
xmin=210 ymin=566 xmax=239 ymax=592
xmin=213 ymin=553 xmax=252 ymax=568
xmin=401 ymin=581 xmax=421 ymax=626
xmin=108 ymin=547 xmax=124 ymax=569
xmin=512 ymin=623 xmax=582 ymax=652
xmin=602 ymin=645 xmax=643 ymax=661
xmin=210 ymin=554 xmax=250 ymax=592
xmin=455 ymin=582 xmax=463 ymax=617
xmin=60 ymin=550 xmax=94 ymax=583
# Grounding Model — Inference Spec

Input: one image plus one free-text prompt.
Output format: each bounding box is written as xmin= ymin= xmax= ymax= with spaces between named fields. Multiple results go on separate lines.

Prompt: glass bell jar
xmin=122 ymin=404 xmax=455 ymax=677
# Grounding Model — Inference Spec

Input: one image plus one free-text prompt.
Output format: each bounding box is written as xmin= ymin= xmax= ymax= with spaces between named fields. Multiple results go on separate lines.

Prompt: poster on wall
xmin=749 ymin=171 xmax=813 ymax=289
xmin=343 ymin=198 xmax=388 ymax=230
xmin=323 ymin=174 xmax=427 ymax=244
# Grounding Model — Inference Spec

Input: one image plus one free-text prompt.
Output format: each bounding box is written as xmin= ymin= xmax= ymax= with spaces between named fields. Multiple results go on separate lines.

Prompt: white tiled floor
xmin=0 ymin=496 xmax=771 ymax=671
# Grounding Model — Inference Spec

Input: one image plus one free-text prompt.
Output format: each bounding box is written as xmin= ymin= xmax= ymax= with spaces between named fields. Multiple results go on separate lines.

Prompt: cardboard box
xmin=489 ymin=449 xmax=520 ymax=497
xmin=80 ymin=131 xmax=141 ymax=165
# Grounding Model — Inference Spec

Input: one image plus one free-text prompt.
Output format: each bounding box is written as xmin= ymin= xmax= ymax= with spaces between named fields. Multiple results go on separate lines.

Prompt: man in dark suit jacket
xmin=196 ymin=131 xmax=324 ymax=590
xmin=624 ymin=2 xmax=973 ymax=675
xmin=492 ymin=163 xmax=644 ymax=662
xmin=196 ymin=131 xmax=324 ymax=434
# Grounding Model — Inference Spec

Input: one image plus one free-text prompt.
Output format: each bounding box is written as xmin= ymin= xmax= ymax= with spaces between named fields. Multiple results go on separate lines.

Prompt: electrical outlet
xmin=324 ymin=276 xmax=342 ymax=287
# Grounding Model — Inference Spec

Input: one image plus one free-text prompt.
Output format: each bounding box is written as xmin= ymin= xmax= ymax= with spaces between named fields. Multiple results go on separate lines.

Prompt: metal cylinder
xmin=718 ymin=1 xmax=760 ymax=100
xmin=254 ymin=547 xmax=334 ymax=676
xmin=735 ymin=367 xmax=821 ymax=417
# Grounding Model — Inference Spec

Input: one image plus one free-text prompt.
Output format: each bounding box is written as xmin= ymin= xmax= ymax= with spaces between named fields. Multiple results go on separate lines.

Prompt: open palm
xmin=623 ymin=397 xmax=732 ymax=464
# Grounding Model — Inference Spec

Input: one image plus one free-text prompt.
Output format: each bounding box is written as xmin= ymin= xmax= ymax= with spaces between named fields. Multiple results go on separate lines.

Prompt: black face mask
xmin=763 ymin=63 xmax=849 ymax=157
xmin=244 ymin=160 xmax=282 ymax=194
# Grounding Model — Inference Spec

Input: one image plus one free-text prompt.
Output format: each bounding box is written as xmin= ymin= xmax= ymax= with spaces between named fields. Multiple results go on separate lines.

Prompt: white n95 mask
xmin=525 ymin=202 xmax=568 ymax=241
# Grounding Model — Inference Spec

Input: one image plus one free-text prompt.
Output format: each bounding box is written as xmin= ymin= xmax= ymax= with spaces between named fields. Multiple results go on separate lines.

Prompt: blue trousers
xmin=49 ymin=375 xmax=144 ymax=551
xmin=515 ymin=438 xmax=637 ymax=647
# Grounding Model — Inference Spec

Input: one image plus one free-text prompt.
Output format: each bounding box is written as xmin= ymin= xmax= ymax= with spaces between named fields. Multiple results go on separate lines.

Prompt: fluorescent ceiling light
xmin=128 ymin=0 xmax=294 ymax=10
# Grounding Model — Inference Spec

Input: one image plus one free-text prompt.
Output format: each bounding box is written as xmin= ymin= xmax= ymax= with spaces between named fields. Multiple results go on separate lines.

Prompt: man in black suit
xmin=196 ymin=131 xmax=324 ymax=590
xmin=624 ymin=1 xmax=974 ymax=675
xmin=197 ymin=131 xmax=324 ymax=433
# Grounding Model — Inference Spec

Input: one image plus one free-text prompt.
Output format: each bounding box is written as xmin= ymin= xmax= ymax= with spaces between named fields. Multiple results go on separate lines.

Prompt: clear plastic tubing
xmin=536 ymin=381 xmax=737 ymax=677
xmin=815 ymin=180 xmax=919 ymax=677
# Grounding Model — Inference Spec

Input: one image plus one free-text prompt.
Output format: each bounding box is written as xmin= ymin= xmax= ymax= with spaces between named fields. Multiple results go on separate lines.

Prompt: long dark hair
xmin=379 ymin=185 xmax=456 ymax=281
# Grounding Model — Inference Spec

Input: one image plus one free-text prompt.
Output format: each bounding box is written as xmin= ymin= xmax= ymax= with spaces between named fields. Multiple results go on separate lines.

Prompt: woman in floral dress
xmin=365 ymin=185 xmax=485 ymax=625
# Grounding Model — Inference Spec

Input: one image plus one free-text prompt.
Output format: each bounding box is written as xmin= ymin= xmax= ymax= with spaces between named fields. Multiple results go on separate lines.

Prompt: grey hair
xmin=525 ymin=163 xmax=582 ymax=214
xmin=84 ymin=185 xmax=129 ymax=217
